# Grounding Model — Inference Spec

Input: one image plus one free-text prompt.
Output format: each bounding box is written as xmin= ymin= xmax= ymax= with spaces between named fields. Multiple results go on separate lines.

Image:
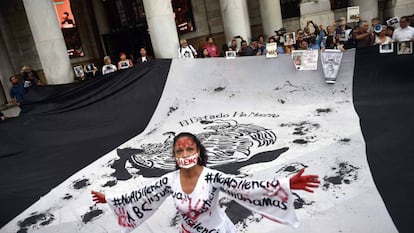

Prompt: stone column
xmin=142 ymin=0 xmax=179 ymax=58
xmin=91 ymin=0 xmax=110 ymax=55
xmin=22 ymin=0 xmax=73 ymax=84
xmin=220 ymin=0 xmax=251 ymax=43
xmin=384 ymin=0 xmax=414 ymax=19
xmin=352 ymin=0 xmax=378 ymax=22
xmin=259 ymin=0 xmax=283 ymax=39
xmin=0 ymin=31 xmax=15 ymax=105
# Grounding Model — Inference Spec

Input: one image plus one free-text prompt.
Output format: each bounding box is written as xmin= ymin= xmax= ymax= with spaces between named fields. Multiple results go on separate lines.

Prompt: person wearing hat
xmin=373 ymin=25 xmax=392 ymax=45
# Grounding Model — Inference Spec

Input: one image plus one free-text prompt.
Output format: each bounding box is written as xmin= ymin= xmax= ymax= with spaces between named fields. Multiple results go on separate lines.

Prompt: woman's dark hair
xmin=206 ymin=36 xmax=215 ymax=43
xmin=201 ymin=48 xmax=210 ymax=58
xmin=173 ymin=132 xmax=208 ymax=169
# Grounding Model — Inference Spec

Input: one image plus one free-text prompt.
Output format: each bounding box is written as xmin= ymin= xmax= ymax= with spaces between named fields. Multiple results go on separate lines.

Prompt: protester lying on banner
xmin=91 ymin=132 xmax=320 ymax=233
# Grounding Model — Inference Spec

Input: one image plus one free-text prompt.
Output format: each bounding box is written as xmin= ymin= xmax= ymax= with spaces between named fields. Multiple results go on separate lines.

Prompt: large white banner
xmin=1 ymin=51 xmax=397 ymax=233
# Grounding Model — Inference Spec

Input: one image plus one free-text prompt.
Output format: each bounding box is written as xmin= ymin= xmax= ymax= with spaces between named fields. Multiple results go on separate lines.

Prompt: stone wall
xmin=0 ymin=1 xmax=41 ymax=73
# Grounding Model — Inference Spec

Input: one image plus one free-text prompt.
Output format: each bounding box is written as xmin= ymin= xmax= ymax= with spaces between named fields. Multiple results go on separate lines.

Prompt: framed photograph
xmin=397 ymin=41 xmax=413 ymax=55
xmin=379 ymin=43 xmax=394 ymax=54
xmin=119 ymin=61 xmax=130 ymax=69
xmin=291 ymin=50 xmax=302 ymax=70
xmin=347 ymin=6 xmax=360 ymax=23
xmin=321 ymin=49 xmax=343 ymax=83
xmin=292 ymin=50 xmax=318 ymax=71
xmin=266 ymin=42 xmax=278 ymax=58
xmin=386 ymin=17 xmax=399 ymax=27
xmin=84 ymin=63 xmax=96 ymax=73
xmin=225 ymin=51 xmax=236 ymax=59
xmin=283 ymin=32 xmax=296 ymax=46
xmin=73 ymin=65 xmax=84 ymax=78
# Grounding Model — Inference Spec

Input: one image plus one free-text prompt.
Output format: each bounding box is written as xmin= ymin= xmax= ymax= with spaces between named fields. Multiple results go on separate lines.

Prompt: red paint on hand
xmin=289 ymin=168 xmax=320 ymax=193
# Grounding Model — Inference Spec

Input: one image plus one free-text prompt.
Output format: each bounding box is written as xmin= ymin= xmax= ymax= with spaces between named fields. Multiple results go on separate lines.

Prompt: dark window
xmin=104 ymin=0 xmax=147 ymax=30
xmin=330 ymin=0 xmax=351 ymax=10
xmin=102 ymin=0 xmax=153 ymax=60
xmin=280 ymin=0 xmax=301 ymax=19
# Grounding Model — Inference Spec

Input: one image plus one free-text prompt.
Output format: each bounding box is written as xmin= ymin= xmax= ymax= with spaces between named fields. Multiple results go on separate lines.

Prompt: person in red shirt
xmin=117 ymin=52 xmax=133 ymax=70
xmin=203 ymin=36 xmax=220 ymax=57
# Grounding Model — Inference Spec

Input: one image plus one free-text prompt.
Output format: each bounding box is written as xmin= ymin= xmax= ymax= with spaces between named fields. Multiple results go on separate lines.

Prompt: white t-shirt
xmin=102 ymin=64 xmax=117 ymax=75
xmin=106 ymin=167 xmax=298 ymax=233
xmin=178 ymin=45 xmax=197 ymax=59
xmin=392 ymin=26 xmax=414 ymax=42
xmin=374 ymin=36 xmax=393 ymax=45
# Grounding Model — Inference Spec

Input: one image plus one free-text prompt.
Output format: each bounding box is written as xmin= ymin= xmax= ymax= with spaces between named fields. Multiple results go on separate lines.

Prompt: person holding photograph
xmin=336 ymin=17 xmax=351 ymax=39
xmin=91 ymin=132 xmax=320 ymax=233
xmin=83 ymin=63 xmax=98 ymax=79
xmin=102 ymin=56 xmax=117 ymax=75
xmin=117 ymin=52 xmax=133 ymax=70
xmin=178 ymin=39 xmax=197 ymax=59
xmin=321 ymin=25 xmax=338 ymax=50
xmin=268 ymin=37 xmax=284 ymax=54
xmin=227 ymin=38 xmax=240 ymax=53
xmin=22 ymin=65 xmax=42 ymax=88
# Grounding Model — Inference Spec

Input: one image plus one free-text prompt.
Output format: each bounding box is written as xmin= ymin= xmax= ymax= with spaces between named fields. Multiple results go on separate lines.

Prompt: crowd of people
xmin=0 ymin=65 xmax=43 ymax=121
xmin=2 ymin=14 xmax=413 ymax=121
xmin=178 ymin=14 xmax=414 ymax=58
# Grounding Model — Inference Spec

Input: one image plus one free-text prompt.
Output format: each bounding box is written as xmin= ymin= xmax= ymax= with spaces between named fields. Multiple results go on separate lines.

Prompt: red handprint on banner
xmin=114 ymin=207 xmax=136 ymax=228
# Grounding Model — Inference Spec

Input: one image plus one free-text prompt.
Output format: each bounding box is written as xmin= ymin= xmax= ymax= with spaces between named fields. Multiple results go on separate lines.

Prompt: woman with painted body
xmin=91 ymin=132 xmax=320 ymax=233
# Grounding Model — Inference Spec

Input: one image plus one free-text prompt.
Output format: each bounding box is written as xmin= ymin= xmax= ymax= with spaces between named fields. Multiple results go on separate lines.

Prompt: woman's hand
xmin=289 ymin=168 xmax=320 ymax=193
xmin=91 ymin=190 xmax=107 ymax=204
